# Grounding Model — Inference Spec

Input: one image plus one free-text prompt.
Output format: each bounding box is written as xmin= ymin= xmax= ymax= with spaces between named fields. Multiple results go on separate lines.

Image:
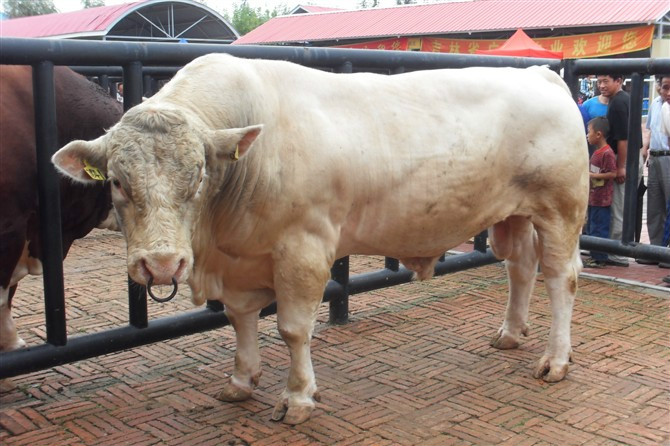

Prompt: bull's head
xmin=52 ymin=103 xmax=262 ymax=287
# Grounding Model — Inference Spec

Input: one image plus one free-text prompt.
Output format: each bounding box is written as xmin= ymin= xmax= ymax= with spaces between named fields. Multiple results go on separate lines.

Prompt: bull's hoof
xmin=490 ymin=326 xmax=527 ymax=350
xmin=216 ymin=378 xmax=253 ymax=402
xmin=532 ymin=357 xmax=569 ymax=382
xmin=271 ymin=400 xmax=314 ymax=425
xmin=271 ymin=391 xmax=319 ymax=425
xmin=490 ymin=332 xmax=519 ymax=350
xmin=284 ymin=405 xmax=314 ymax=425
xmin=0 ymin=336 xmax=26 ymax=352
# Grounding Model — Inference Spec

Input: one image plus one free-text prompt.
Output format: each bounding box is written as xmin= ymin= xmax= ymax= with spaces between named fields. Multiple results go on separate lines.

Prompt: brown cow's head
xmin=52 ymin=103 xmax=262 ymax=287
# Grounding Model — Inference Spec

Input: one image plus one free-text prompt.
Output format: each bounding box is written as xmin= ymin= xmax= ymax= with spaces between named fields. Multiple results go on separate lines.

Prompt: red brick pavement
xmin=1 ymin=230 xmax=669 ymax=446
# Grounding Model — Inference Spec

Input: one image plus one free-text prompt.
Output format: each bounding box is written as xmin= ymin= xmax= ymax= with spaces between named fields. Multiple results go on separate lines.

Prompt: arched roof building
xmin=0 ymin=0 xmax=238 ymax=43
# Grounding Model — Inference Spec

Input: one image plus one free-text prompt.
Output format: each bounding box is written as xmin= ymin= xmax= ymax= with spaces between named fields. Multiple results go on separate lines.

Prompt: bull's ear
xmin=208 ymin=124 xmax=263 ymax=162
xmin=52 ymin=139 xmax=108 ymax=184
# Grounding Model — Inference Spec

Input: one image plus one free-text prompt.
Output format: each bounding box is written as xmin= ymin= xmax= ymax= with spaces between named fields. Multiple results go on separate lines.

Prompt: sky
xmin=51 ymin=0 xmax=407 ymax=17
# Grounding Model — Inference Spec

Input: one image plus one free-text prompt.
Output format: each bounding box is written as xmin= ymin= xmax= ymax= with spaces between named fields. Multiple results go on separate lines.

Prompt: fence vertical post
xmin=385 ymin=257 xmax=399 ymax=271
xmin=474 ymin=229 xmax=488 ymax=253
xmin=98 ymin=74 xmax=110 ymax=92
xmin=33 ymin=61 xmax=67 ymax=346
xmin=562 ymin=59 xmax=579 ymax=101
xmin=143 ymin=73 xmax=155 ymax=97
xmin=123 ymin=61 xmax=149 ymax=329
xmin=329 ymin=257 xmax=350 ymax=325
xmin=622 ymin=72 xmax=643 ymax=245
xmin=338 ymin=61 xmax=353 ymax=74
xmin=331 ymin=60 xmax=353 ymax=325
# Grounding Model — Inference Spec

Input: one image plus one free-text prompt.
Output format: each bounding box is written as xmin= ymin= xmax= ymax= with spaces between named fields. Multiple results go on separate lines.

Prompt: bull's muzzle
xmin=147 ymin=277 xmax=178 ymax=303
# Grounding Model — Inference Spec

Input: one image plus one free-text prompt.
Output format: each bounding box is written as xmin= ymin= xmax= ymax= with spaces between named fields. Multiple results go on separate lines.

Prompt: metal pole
xmin=32 ymin=61 xmax=67 ymax=346
xmin=385 ymin=257 xmax=400 ymax=271
xmin=143 ymin=73 xmax=153 ymax=97
xmin=562 ymin=59 xmax=580 ymax=101
xmin=621 ymin=72 xmax=643 ymax=244
xmin=99 ymin=73 xmax=109 ymax=92
xmin=338 ymin=60 xmax=353 ymax=74
xmin=474 ymin=229 xmax=488 ymax=253
xmin=123 ymin=61 xmax=149 ymax=328
xmin=329 ymin=256 xmax=350 ymax=325
xmin=123 ymin=61 xmax=143 ymax=110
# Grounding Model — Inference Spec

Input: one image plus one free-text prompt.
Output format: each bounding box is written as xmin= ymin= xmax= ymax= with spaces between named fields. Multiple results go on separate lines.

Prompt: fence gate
xmin=0 ymin=37 xmax=668 ymax=379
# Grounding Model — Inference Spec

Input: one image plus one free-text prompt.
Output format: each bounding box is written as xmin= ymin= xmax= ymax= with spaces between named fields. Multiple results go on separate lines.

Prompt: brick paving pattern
xmin=1 ymin=229 xmax=669 ymax=446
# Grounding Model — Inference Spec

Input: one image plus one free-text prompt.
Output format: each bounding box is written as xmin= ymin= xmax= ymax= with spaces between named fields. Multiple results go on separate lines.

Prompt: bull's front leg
xmin=271 ymin=235 xmax=333 ymax=425
xmin=216 ymin=309 xmax=262 ymax=402
xmin=216 ymin=290 xmax=274 ymax=402
xmin=0 ymin=286 xmax=25 ymax=352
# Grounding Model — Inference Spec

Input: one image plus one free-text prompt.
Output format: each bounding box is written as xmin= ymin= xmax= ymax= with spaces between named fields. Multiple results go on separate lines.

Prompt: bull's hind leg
xmin=532 ymin=217 xmax=583 ymax=382
xmin=489 ymin=216 xmax=538 ymax=350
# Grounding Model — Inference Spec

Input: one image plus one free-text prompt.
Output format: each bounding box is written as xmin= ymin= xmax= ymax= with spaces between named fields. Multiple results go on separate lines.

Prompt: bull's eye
xmin=112 ymin=179 xmax=121 ymax=188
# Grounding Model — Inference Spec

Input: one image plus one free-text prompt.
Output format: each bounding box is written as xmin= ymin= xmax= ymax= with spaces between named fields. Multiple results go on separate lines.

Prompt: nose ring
xmin=146 ymin=277 xmax=178 ymax=303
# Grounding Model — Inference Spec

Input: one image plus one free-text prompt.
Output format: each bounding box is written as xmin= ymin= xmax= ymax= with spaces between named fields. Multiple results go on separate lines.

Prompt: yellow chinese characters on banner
xmin=338 ymin=25 xmax=654 ymax=59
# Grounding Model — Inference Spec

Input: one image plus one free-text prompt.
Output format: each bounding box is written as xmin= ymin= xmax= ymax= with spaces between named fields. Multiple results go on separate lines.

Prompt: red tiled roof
xmin=235 ymin=0 xmax=670 ymax=45
xmin=0 ymin=2 xmax=142 ymax=38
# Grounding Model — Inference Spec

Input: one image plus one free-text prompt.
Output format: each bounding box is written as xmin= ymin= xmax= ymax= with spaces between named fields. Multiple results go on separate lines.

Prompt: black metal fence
xmin=1 ymin=37 xmax=668 ymax=379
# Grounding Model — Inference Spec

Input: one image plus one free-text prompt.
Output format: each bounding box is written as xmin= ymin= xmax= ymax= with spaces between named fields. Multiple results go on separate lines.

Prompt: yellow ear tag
xmin=83 ymin=159 xmax=106 ymax=181
xmin=230 ymin=144 xmax=239 ymax=161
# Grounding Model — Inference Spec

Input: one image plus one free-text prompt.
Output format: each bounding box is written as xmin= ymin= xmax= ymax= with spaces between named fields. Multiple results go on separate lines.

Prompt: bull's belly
xmin=338 ymin=212 xmax=496 ymax=259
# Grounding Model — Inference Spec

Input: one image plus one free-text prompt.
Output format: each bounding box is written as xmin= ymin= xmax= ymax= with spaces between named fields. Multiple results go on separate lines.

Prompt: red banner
xmin=338 ymin=25 xmax=654 ymax=59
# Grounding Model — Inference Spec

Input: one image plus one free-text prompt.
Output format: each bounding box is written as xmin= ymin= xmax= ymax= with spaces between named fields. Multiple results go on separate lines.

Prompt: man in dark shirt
xmin=596 ymin=74 xmax=640 ymax=266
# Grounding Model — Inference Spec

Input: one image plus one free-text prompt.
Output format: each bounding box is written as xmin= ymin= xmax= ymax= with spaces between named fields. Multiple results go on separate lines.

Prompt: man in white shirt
xmin=638 ymin=75 xmax=670 ymax=267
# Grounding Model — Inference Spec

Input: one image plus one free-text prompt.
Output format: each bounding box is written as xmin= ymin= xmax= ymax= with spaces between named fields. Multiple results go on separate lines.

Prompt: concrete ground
xmin=1 ymin=228 xmax=668 ymax=446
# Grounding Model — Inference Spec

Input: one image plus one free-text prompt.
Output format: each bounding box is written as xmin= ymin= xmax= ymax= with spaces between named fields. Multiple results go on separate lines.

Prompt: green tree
xmin=227 ymin=1 xmax=289 ymax=36
xmin=82 ymin=0 xmax=105 ymax=8
xmin=2 ymin=0 xmax=57 ymax=18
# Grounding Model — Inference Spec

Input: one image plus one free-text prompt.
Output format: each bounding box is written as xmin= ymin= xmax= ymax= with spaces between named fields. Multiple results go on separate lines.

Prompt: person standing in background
xmin=584 ymin=117 xmax=617 ymax=268
xmin=596 ymin=74 xmax=643 ymax=267
xmin=660 ymin=99 xmax=670 ymax=285
xmin=581 ymin=91 xmax=609 ymax=155
xmin=638 ymin=75 xmax=670 ymax=268
xmin=582 ymin=92 xmax=609 ymax=121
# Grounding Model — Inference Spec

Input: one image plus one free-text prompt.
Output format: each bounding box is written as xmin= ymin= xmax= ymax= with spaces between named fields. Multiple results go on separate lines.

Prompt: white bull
xmin=53 ymin=54 xmax=589 ymax=424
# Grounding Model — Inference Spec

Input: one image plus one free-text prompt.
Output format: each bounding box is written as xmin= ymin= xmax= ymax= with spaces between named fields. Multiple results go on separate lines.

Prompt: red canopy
xmin=476 ymin=29 xmax=563 ymax=59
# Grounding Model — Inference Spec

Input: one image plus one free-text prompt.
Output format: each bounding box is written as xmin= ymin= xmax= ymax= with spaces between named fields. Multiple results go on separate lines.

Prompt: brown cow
xmin=0 ymin=65 xmax=122 ymax=351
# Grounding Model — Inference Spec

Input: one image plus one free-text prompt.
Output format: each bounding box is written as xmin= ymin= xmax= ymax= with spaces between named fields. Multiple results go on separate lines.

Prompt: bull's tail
xmin=527 ymin=65 xmax=571 ymax=95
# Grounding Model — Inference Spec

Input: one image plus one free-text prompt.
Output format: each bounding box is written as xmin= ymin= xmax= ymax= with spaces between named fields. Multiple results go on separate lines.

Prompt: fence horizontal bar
xmin=0 ymin=37 xmax=561 ymax=70
xmin=343 ymin=249 xmax=499 ymax=295
xmin=571 ymin=58 xmax=670 ymax=75
xmin=0 ymin=306 xmax=230 ymax=379
xmin=580 ymin=235 xmax=670 ymax=263
xmin=72 ymin=65 xmax=179 ymax=77
xmin=5 ymin=235 xmax=663 ymax=379
xmin=1 ymin=249 xmax=496 ymax=379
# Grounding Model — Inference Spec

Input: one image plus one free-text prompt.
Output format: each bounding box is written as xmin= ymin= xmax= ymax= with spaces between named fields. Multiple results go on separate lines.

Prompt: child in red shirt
xmin=585 ymin=116 xmax=617 ymax=268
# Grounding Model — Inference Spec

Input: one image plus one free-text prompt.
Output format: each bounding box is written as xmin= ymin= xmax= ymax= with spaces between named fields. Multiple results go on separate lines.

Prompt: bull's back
xmin=161 ymin=57 xmax=588 ymax=257
xmin=284 ymin=66 xmax=588 ymax=256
